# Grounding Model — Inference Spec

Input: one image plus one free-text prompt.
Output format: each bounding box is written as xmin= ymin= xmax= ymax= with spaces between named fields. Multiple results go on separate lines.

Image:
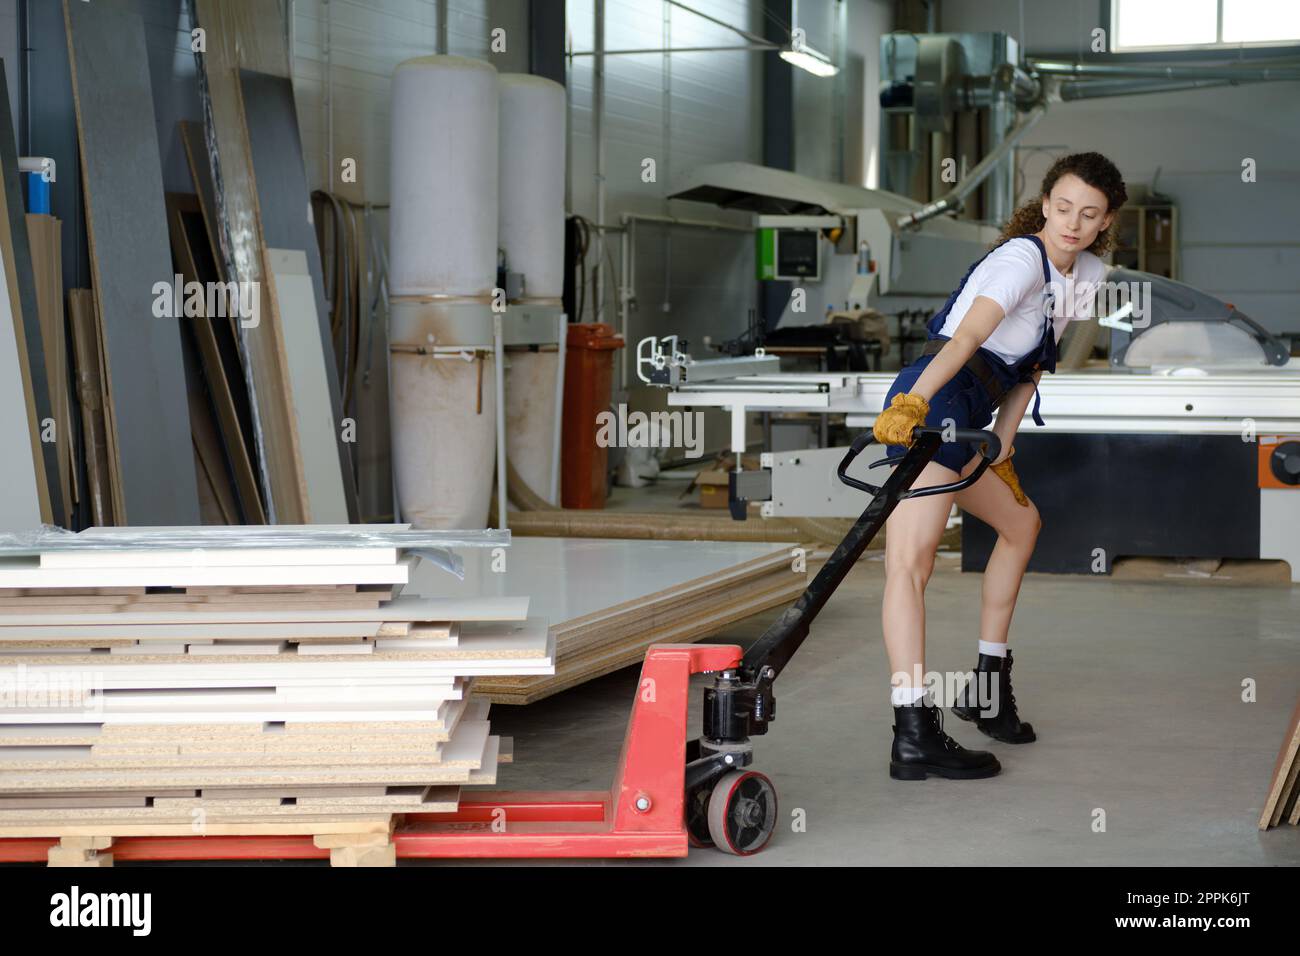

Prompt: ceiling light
xmin=780 ymin=44 xmax=839 ymax=77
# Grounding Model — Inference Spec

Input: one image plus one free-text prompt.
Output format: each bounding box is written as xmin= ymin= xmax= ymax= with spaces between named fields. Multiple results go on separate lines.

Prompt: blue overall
xmin=883 ymin=235 xmax=1058 ymax=473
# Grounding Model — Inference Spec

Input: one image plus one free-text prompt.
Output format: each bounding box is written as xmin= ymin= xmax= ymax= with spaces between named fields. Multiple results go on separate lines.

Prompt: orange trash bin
xmin=561 ymin=323 xmax=625 ymax=509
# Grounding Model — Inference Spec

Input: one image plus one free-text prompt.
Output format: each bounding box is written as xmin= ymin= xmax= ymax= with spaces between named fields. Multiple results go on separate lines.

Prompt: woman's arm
xmin=989 ymin=369 xmax=1042 ymax=464
xmin=909 ymin=295 xmax=1007 ymax=401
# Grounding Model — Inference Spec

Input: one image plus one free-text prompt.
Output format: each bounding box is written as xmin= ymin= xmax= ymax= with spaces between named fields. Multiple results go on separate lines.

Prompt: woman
xmin=872 ymin=152 xmax=1127 ymax=781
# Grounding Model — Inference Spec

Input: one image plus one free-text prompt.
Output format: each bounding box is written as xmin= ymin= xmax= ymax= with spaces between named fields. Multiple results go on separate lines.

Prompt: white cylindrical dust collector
xmin=389 ymin=55 xmax=499 ymax=530
xmin=498 ymin=73 xmax=566 ymax=505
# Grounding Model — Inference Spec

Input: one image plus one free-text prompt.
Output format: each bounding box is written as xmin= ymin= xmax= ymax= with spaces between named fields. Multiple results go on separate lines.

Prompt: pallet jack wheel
xmin=707 ymin=770 xmax=778 ymax=855
xmin=685 ymin=782 xmax=715 ymax=848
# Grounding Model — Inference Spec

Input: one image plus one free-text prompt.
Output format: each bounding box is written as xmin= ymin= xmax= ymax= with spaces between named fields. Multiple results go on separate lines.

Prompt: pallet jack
xmin=0 ymin=426 xmax=997 ymax=866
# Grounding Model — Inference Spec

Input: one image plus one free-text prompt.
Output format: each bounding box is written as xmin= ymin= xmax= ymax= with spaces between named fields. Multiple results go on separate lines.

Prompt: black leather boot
xmin=890 ymin=696 xmax=1001 ymax=780
xmin=951 ymin=650 xmax=1037 ymax=744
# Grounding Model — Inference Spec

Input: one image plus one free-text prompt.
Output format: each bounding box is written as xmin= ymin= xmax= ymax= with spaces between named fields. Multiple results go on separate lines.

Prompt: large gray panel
xmin=63 ymin=0 xmax=199 ymax=524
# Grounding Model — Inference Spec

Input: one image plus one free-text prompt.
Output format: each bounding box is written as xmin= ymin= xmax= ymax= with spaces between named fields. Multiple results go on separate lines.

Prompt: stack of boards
xmin=0 ymin=526 xmax=547 ymax=866
xmin=1259 ymin=698 xmax=1300 ymax=830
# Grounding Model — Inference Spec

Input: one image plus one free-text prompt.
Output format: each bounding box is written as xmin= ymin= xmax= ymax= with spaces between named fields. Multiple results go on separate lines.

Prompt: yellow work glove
xmin=873 ymin=392 xmax=930 ymax=447
xmin=990 ymin=445 xmax=1029 ymax=506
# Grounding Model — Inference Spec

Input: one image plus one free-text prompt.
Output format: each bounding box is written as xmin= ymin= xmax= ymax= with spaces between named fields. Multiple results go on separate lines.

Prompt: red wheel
xmin=707 ymin=770 xmax=777 ymax=855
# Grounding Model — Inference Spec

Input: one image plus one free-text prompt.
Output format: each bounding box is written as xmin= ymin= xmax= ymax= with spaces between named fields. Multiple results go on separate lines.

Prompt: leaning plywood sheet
xmin=66 ymin=290 xmax=113 ymax=525
xmin=62 ymin=0 xmax=198 ymax=524
xmin=1259 ymin=697 xmax=1300 ymax=829
xmin=241 ymin=69 xmax=356 ymax=520
xmin=25 ymin=213 xmax=72 ymax=523
xmin=265 ymin=248 xmax=349 ymax=523
xmin=192 ymin=0 xmax=304 ymax=523
xmin=0 ymin=69 xmax=52 ymax=530
xmin=166 ymin=190 xmax=265 ymax=523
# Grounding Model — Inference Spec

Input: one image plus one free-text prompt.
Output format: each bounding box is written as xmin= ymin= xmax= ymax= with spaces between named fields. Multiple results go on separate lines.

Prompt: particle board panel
xmin=0 ymin=645 xmax=552 ymax=674
xmin=0 ymin=604 xmax=402 ymax=626
xmin=0 ymin=718 xmax=457 ymax=743
xmin=241 ymin=68 xmax=356 ymax=520
xmin=0 ymin=804 xmax=412 ymax=824
xmin=0 ymin=722 xmax=492 ymax=791
xmin=0 ymin=621 xmax=382 ymax=641
xmin=0 ymin=708 xmax=454 ymax=730
xmin=0 ymin=816 xmax=394 ymax=838
xmin=0 ymin=68 xmax=57 ymax=530
xmin=66 ymin=290 xmax=113 ymax=526
xmin=264 ymin=247 xmax=349 ymax=523
xmin=88 ymin=731 xmax=454 ymax=756
xmin=0 ymin=593 xmax=387 ymax=613
xmin=62 ymin=0 xmax=199 ymax=525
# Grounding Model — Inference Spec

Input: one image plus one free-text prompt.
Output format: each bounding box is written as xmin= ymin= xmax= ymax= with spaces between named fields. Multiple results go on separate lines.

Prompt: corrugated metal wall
xmin=567 ymin=0 xmax=763 ymax=361
xmin=290 ymin=0 xmax=528 ymax=204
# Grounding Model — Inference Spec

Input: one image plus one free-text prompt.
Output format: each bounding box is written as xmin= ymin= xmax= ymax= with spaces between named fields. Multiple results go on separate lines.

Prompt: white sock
xmin=979 ymin=640 xmax=1008 ymax=658
xmin=891 ymin=685 xmax=928 ymax=706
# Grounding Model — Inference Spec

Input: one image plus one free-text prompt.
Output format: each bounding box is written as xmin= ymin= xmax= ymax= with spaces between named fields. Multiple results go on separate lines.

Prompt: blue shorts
xmin=882 ymin=353 xmax=995 ymax=473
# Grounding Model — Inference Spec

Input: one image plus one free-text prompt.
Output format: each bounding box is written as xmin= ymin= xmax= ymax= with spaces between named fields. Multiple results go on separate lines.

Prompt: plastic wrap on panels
xmin=191 ymin=9 xmax=273 ymax=520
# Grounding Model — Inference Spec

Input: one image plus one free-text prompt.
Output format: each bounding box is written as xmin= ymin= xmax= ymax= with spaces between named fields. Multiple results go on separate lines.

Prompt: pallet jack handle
xmin=839 ymin=425 xmax=1001 ymax=499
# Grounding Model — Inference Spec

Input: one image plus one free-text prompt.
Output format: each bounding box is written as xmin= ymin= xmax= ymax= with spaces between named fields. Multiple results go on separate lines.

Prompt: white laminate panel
xmin=409 ymin=537 xmax=793 ymax=626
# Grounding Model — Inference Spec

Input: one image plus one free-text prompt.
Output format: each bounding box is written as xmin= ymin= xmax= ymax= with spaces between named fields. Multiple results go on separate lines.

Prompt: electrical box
xmin=757 ymin=227 xmax=821 ymax=281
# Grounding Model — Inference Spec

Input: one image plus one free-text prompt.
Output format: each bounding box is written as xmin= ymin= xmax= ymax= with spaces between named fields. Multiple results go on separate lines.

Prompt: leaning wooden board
xmin=62 ymin=0 xmax=198 ymax=524
xmin=1259 ymin=697 xmax=1300 ymax=829
xmin=192 ymin=0 xmax=306 ymax=523
xmin=0 ymin=67 xmax=54 ymax=529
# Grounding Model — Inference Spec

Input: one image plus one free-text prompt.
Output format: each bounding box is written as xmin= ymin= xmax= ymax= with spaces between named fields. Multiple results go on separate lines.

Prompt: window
xmin=1112 ymin=0 xmax=1300 ymax=51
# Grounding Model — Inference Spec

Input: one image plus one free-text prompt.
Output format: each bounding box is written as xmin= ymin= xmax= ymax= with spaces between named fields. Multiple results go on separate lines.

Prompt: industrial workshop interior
xmin=0 ymin=0 xmax=1295 ymax=922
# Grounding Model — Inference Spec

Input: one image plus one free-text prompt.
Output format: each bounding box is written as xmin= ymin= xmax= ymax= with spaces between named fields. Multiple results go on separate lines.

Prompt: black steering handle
xmin=837 ymin=426 xmax=1001 ymax=499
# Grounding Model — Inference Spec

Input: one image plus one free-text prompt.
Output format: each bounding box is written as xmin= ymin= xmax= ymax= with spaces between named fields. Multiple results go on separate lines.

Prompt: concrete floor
xmin=481 ymin=551 xmax=1300 ymax=866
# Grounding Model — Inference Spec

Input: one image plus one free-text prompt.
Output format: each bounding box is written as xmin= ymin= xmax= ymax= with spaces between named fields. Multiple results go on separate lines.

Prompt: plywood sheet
xmin=66 ymin=290 xmax=113 ymax=525
xmin=166 ymin=190 xmax=265 ymax=523
xmin=0 ymin=67 xmax=57 ymax=530
xmin=1259 ymin=697 xmax=1300 ymax=828
xmin=62 ymin=0 xmax=198 ymax=524
xmin=192 ymin=0 xmax=303 ymax=522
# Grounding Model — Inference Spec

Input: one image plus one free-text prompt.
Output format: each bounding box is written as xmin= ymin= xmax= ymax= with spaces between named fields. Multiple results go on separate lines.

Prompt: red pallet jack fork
xmin=0 ymin=427 xmax=998 ymax=864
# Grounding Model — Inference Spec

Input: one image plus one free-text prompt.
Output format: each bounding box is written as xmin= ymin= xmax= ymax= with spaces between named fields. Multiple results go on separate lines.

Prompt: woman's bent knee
xmin=885 ymin=549 xmax=935 ymax=587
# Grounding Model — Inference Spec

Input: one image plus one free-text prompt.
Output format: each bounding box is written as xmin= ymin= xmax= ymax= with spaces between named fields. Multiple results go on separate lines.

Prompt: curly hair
xmin=993 ymin=151 xmax=1128 ymax=257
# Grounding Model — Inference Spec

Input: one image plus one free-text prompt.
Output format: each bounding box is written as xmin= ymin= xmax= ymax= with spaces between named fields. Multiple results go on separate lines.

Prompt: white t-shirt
xmin=935 ymin=238 xmax=1108 ymax=365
